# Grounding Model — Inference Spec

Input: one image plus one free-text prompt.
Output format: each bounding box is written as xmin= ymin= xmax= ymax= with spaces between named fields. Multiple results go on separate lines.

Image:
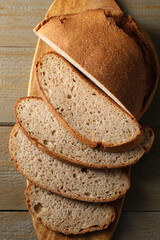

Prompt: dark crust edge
xmin=25 ymin=183 xmax=116 ymax=235
xmin=35 ymin=52 xmax=144 ymax=150
xmin=14 ymin=97 xmax=150 ymax=169
xmin=9 ymin=124 xmax=131 ymax=203
xmin=126 ymin=16 xmax=159 ymax=120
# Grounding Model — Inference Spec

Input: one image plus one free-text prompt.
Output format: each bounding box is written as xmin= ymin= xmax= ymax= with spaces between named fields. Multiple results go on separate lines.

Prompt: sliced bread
xmin=34 ymin=9 xmax=159 ymax=119
xmin=36 ymin=52 xmax=143 ymax=150
xmin=26 ymin=184 xmax=115 ymax=235
xmin=10 ymin=124 xmax=130 ymax=202
xmin=15 ymin=97 xmax=153 ymax=169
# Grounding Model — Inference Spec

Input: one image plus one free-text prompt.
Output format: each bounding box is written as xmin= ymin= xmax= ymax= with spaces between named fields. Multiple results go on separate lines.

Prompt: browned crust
xmin=125 ymin=16 xmax=159 ymax=120
xmin=25 ymin=183 xmax=116 ymax=235
xmin=141 ymin=126 xmax=155 ymax=153
xmin=36 ymin=52 xmax=143 ymax=150
xmin=34 ymin=9 xmax=159 ymax=121
xmin=34 ymin=9 xmax=122 ymax=32
xmin=14 ymin=97 xmax=151 ymax=169
xmin=9 ymin=125 xmax=130 ymax=203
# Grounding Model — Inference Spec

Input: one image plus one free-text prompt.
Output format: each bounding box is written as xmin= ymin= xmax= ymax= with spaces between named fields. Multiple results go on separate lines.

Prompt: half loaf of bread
xmin=26 ymin=184 xmax=115 ymax=235
xmin=10 ymin=124 xmax=130 ymax=202
xmin=34 ymin=9 xmax=159 ymax=119
xmin=15 ymin=97 xmax=153 ymax=169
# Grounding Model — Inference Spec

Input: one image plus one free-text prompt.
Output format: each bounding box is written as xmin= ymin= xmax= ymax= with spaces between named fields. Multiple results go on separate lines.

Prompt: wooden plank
xmin=0 ymin=47 xmax=34 ymax=123
xmin=0 ymin=212 xmax=36 ymax=240
xmin=0 ymin=0 xmax=159 ymax=48
xmin=1 ymin=212 xmax=159 ymax=240
xmin=140 ymin=82 xmax=160 ymax=126
xmin=113 ymin=212 xmax=160 ymax=240
xmin=1 ymin=126 xmax=160 ymax=211
xmin=124 ymin=125 xmax=160 ymax=211
xmin=0 ymin=0 xmax=53 ymax=47
xmin=0 ymin=126 xmax=27 ymax=210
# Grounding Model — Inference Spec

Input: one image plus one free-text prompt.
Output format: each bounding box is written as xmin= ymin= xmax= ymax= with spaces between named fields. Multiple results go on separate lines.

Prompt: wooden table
xmin=0 ymin=0 xmax=160 ymax=239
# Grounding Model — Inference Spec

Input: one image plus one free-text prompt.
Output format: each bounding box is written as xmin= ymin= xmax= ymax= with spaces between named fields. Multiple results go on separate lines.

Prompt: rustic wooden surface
xmin=0 ymin=0 xmax=160 ymax=239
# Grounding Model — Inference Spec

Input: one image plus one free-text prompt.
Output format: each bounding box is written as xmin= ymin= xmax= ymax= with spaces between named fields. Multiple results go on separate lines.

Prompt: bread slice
xmin=35 ymin=52 xmax=143 ymax=150
xmin=15 ymin=97 xmax=153 ymax=169
xmin=26 ymin=184 xmax=115 ymax=235
xmin=10 ymin=124 xmax=130 ymax=202
xmin=34 ymin=9 xmax=159 ymax=119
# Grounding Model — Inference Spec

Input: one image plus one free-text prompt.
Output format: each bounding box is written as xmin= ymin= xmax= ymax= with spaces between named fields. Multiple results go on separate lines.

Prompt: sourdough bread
xmin=26 ymin=184 xmax=115 ymax=235
xmin=10 ymin=124 xmax=130 ymax=202
xmin=34 ymin=9 xmax=159 ymax=119
xmin=15 ymin=98 xmax=153 ymax=169
xmin=36 ymin=52 xmax=143 ymax=150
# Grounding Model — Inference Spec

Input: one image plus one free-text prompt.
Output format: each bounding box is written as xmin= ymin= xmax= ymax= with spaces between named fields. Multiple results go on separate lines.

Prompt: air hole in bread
xmin=43 ymin=140 xmax=48 ymax=145
xmin=38 ymin=159 xmax=42 ymax=162
xmin=34 ymin=203 xmax=43 ymax=214
xmin=81 ymin=168 xmax=88 ymax=173
xmin=47 ymin=192 xmax=52 ymax=196
xmin=51 ymin=130 xmax=56 ymax=135
xmin=14 ymin=132 xmax=18 ymax=137
xmin=84 ymin=192 xmax=90 ymax=196
xmin=67 ymin=95 xmax=72 ymax=99
xmin=91 ymin=225 xmax=99 ymax=228
xmin=71 ymin=86 xmax=75 ymax=91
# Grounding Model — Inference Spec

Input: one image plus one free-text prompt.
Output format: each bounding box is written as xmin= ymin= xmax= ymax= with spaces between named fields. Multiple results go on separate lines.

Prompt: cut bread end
xmin=25 ymin=184 xmax=116 ymax=235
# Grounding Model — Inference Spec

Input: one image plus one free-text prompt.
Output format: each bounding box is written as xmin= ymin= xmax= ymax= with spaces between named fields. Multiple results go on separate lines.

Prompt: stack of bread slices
xmin=9 ymin=51 xmax=154 ymax=235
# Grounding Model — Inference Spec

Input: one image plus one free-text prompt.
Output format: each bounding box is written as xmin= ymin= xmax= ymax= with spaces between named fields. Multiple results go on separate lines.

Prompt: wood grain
xmin=0 ymin=126 xmax=27 ymax=210
xmin=124 ymin=126 xmax=160 ymax=211
xmin=113 ymin=212 xmax=160 ymax=240
xmin=0 ymin=212 xmax=36 ymax=240
xmin=0 ymin=47 xmax=34 ymax=124
xmin=0 ymin=0 xmax=53 ymax=47
xmin=1 ymin=212 xmax=160 ymax=240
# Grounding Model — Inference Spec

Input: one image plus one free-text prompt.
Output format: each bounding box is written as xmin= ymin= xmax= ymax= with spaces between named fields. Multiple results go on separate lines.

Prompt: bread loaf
xmin=34 ymin=9 xmax=159 ymax=119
